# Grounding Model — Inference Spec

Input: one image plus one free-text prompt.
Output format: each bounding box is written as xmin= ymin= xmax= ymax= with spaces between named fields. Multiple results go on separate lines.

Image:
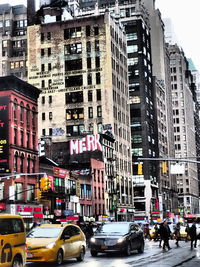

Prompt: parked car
xmin=0 ymin=214 xmax=26 ymax=267
xmin=26 ymin=223 xmax=86 ymax=265
xmin=90 ymin=222 xmax=144 ymax=256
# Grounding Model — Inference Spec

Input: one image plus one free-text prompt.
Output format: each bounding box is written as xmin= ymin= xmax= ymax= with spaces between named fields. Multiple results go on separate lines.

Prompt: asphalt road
xmin=26 ymin=239 xmax=200 ymax=267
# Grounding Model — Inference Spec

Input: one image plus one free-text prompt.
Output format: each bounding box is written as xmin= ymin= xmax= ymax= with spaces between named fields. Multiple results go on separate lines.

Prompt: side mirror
xmin=63 ymin=234 xmax=70 ymax=240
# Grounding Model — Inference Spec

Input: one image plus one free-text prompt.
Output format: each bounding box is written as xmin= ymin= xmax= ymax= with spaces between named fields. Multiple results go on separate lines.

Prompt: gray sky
xmin=156 ymin=0 xmax=200 ymax=71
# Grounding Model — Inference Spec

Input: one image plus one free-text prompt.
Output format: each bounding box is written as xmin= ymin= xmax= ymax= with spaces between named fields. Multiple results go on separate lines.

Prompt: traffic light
xmin=36 ymin=190 xmax=42 ymax=199
xmin=40 ymin=177 xmax=51 ymax=191
xmin=138 ymin=163 xmax=143 ymax=175
xmin=162 ymin=161 xmax=167 ymax=174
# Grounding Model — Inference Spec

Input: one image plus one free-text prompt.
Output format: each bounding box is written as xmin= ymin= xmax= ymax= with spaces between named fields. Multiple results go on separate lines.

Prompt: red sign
xmin=70 ymin=134 xmax=102 ymax=155
xmin=53 ymin=167 xmax=70 ymax=178
xmin=0 ymin=202 xmax=6 ymax=210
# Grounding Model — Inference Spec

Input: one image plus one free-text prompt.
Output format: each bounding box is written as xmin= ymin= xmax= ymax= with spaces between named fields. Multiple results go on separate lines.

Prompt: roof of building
xmin=0 ymin=75 xmax=41 ymax=101
xmin=0 ymin=4 xmax=26 ymax=15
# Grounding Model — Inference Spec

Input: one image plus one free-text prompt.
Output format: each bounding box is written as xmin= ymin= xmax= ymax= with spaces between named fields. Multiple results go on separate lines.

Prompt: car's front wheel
xmin=125 ymin=242 xmax=131 ymax=256
xmin=77 ymin=247 xmax=85 ymax=262
xmin=91 ymin=250 xmax=98 ymax=257
xmin=138 ymin=241 xmax=144 ymax=253
xmin=56 ymin=249 xmax=63 ymax=265
xmin=12 ymin=257 xmax=23 ymax=267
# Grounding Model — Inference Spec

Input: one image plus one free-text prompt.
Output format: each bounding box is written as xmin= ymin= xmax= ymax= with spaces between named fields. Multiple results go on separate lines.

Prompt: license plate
xmin=101 ymin=246 xmax=108 ymax=249
xmin=27 ymin=253 xmax=33 ymax=258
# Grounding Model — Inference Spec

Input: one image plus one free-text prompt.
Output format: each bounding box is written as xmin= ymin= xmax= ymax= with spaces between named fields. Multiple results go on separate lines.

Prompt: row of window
xmin=14 ymin=153 xmax=36 ymax=174
xmin=13 ymin=101 xmax=37 ymax=127
xmin=14 ymin=128 xmax=36 ymax=150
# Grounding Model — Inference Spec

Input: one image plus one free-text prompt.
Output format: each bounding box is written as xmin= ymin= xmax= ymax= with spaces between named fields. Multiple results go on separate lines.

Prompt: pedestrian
xmin=185 ymin=223 xmax=190 ymax=242
xmin=158 ymin=223 xmax=163 ymax=247
xmin=154 ymin=223 xmax=159 ymax=241
xmin=160 ymin=220 xmax=171 ymax=251
xmin=174 ymin=222 xmax=181 ymax=247
xmin=189 ymin=221 xmax=197 ymax=249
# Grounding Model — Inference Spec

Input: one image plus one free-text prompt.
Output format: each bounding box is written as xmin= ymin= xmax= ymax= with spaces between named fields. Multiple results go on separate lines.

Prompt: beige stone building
xmin=27 ymin=11 xmax=134 ymax=220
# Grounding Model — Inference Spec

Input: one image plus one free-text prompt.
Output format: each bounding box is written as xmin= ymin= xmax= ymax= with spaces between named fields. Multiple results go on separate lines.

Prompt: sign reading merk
xmin=70 ymin=134 xmax=102 ymax=155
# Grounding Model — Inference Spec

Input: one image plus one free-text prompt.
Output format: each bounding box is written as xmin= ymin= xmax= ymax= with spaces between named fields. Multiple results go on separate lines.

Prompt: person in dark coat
xmin=158 ymin=223 xmax=163 ymax=247
xmin=160 ymin=220 xmax=171 ymax=250
xmin=185 ymin=223 xmax=190 ymax=242
xmin=174 ymin=222 xmax=181 ymax=247
xmin=189 ymin=221 xmax=197 ymax=249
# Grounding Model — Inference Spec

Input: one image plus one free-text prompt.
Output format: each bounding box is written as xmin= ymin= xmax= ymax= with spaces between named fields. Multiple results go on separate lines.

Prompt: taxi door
xmin=60 ymin=226 xmax=74 ymax=260
xmin=68 ymin=225 xmax=82 ymax=257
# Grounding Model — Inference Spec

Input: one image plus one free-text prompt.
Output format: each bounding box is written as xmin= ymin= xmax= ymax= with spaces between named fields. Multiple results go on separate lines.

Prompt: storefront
xmin=6 ymin=204 xmax=44 ymax=230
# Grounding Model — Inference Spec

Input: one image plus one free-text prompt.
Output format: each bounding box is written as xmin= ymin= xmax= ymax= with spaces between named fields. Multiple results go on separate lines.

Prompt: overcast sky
xmin=2 ymin=0 xmax=200 ymax=71
xmin=156 ymin=0 xmax=200 ymax=71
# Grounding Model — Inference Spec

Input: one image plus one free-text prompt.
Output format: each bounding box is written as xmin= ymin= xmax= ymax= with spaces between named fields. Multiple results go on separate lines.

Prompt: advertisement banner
xmin=0 ymin=96 xmax=9 ymax=173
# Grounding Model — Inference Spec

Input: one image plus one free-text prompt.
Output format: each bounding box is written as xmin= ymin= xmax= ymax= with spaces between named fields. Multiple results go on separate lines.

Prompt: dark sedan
xmin=90 ymin=222 xmax=144 ymax=256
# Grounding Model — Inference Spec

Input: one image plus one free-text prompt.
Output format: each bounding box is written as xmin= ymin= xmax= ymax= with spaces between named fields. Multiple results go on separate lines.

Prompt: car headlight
xmin=46 ymin=242 xmax=56 ymax=249
xmin=117 ymin=238 xmax=125 ymax=243
xmin=90 ymin=237 xmax=96 ymax=243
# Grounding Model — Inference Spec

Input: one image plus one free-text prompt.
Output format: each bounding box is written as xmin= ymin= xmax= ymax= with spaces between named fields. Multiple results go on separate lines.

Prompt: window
xmin=65 ymin=43 xmax=82 ymax=54
xmin=97 ymin=89 xmax=101 ymax=101
xmin=127 ymin=45 xmax=138 ymax=53
xmin=48 ymin=63 xmax=51 ymax=71
xmin=15 ymin=183 xmax=23 ymax=201
xmin=97 ymin=106 xmax=102 ymax=117
xmin=65 ymin=59 xmax=82 ymax=71
xmin=42 ymin=129 xmax=46 ymax=136
xmin=94 ymin=26 xmax=99 ymax=35
xmin=95 ymin=40 xmax=100 ymax=51
xmin=95 ymin=57 xmax=100 ymax=68
xmin=47 ymin=32 xmax=51 ymax=40
xmin=132 ymin=135 xmax=142 ymax=144
xmin=64 ymin=27 xmax=82 ymax=39
xmin=5 ymin=20 xmax=10 ymax=27
xmin=41 ymin=64 xmax=45 ymax=72
xmin=86 ymin=41 xmax=91 ymax=52
xmin=88 ymin=107 xmax=93 ymax=118
xmin=132 ymin=148 xmax=143 ymax=156
xmin=128 ymin=57 xmax=138 ymax=66
xmin=41 ymin=32 xmax=44 ymax=42
xmin=96 ymin=73 xmax=101 ymax=84
xmin=66 ymin=91 xmax=83 ymax=104
xmin=65 ymin=75 xmax=83 ymax=87
xmin=66 ymin=125 xmax=84 ymax=136
xmin=87 ymin=73 xmax=92 ymax=85
xmin=87 ymin=57 xmax=91 ymax=68
xmin=126 ymin=32 xmax=137 ymax=40
xmin=48 ymin=48 xmax=51 ymax=56
xmin=49 ymin=95 xmax=52 ymax=104
xmin=86 ymin=25 xmax=90 ymax=36
xmin=88 ymin=90 xmax=93 ymax=101
xmin=42 ymin=113 xmax=45 ymax=120
xmin=66 ymin=108 xmax=84 ymax=120
xmin=49 ymin=112 xmax=53 ymax=120
xmin=27 ymin=132 xmax=30 ymax=148
xmin=27 ymin=184 xmax=35 ymax=201
xmin=41 ymin=49 xmax=45 ymax=56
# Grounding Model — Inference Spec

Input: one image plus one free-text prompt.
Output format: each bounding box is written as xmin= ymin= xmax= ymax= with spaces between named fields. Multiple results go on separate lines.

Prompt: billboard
xmin=0 ymin=96 xmax=9 ymax=173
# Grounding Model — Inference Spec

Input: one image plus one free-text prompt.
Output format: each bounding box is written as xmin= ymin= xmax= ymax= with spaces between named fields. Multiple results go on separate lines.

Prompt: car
xmin=90 ymin=222 xmax=144 ymax=256
xmin=26 ymin=223 xmax=86 ymax=265
xmin=0 ymin=214 xmax=26 ymax=267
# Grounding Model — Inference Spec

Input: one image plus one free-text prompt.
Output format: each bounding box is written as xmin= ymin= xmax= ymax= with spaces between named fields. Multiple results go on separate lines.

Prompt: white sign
xmin=70 ymin=134 xmax=102 ymax=155
xmin=170 ymin=163 xmax=185 ymax=174
xmin=9 ymin=186 xmax=15 ymax=200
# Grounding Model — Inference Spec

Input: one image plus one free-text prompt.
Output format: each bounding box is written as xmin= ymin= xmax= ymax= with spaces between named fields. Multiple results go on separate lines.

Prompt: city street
xmin=26 ymin=239 xmax=200 ymax=267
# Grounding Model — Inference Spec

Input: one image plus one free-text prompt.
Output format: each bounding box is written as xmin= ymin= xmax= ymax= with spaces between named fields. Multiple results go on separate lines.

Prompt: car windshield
xmin=98 ymin=223 xmax=129 ymax=234
xmin=27 ymin=227 xmax=62 ymax=238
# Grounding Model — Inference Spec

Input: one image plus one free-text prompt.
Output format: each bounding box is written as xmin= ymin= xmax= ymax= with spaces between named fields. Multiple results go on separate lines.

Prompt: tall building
xmin=169 ymin=44 xmax=199 ymax=214
xmin=143 ymin=0 xmax=178 ymax=218
xmin=0 ymin=4 xmax=27 ymax=80
xmin=78 ymin=0 xmax=161 ymax=221
xmin=27 ymin=10 xmax=134 ymax=220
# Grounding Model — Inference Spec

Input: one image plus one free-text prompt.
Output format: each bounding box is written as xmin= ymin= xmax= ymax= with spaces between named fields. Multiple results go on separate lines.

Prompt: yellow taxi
xmin=26 ymin=223 xmax=86 ymax=265
xmin=0 ymin=214 xmax=26 ymax=267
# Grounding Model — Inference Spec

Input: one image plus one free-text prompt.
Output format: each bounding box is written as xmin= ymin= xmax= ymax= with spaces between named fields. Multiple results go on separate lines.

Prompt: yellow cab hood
xmin=26 ymin=237 xmax=57 ymax=248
